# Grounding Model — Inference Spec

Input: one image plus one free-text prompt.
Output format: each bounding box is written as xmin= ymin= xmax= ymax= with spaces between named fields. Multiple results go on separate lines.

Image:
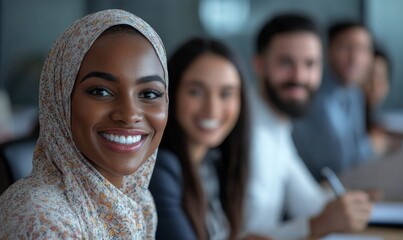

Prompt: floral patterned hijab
xmin=0 ymin=9 xmax=167 ymax=239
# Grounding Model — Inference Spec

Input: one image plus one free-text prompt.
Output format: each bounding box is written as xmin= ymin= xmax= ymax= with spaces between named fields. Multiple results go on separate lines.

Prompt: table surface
xmin=310 ymin=227 xmax=403 ymax=240
xmin=360 ymin=226 xmax=403 ymax=240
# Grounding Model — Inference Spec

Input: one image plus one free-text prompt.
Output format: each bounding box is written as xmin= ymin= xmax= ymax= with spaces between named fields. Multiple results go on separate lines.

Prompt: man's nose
xmin=291 ymin=65 xmax=307 ymax=83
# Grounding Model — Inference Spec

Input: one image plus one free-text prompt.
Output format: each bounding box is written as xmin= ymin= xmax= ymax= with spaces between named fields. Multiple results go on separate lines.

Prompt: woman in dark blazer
xmin=149 ymin=38 xmax=250 ymax=240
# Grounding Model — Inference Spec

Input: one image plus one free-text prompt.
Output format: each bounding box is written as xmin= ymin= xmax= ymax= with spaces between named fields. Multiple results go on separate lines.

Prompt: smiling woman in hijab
xmin=0 ymin=9 xmax=168 ymax=239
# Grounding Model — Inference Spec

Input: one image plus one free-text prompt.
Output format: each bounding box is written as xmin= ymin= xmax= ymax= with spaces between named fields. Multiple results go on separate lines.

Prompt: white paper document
xmin=320 ymin=234 xmax=383 ymax=240
xmin=370 ymin=202 xmax=403 ymax=225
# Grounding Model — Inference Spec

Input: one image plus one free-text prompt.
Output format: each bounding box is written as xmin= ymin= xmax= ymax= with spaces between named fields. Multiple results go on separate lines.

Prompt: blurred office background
xmin=1 ymin=0 xmax=402 ymax=142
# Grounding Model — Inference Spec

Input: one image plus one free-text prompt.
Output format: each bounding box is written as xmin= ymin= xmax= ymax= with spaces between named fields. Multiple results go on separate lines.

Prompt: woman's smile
xmin=195 ymin=118 xmax=221 ymax=131
xmin=99 ymin=129 xmax=149 ymax=154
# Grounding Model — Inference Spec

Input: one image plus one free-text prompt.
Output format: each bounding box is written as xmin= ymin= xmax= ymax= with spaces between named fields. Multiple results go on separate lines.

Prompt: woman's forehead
xmin=78 ymin=33 xmax=164 ymax=81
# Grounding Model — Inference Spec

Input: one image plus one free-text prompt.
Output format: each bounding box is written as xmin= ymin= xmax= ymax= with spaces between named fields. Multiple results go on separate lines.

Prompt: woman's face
xmin=368 ymin=56 xmax=389 ymax=107
xmin=71 ymin=32 xmax=167 ymax=185
xmin=176 ymin=53 xmax=241 ymax=149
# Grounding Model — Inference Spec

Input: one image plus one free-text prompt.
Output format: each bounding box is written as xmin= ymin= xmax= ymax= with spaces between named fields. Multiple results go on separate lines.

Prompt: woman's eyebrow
xmin=137 ymin=75 xmax=166 ymax=87
xmin=80 ymin=71 xmax=118 ymax=83
xmin=221 ymin=85 xmax=239 ymax=90
xmin=184 ymin=79 xmax=205 ymax=87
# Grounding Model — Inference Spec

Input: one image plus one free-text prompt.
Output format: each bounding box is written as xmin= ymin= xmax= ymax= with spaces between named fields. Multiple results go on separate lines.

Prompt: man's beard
xmin=263 ymin=77 xmax=315 ymax=118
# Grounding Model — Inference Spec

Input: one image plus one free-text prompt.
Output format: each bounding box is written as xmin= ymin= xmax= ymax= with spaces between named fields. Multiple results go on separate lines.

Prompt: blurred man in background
xmin=244 ymin=14 xmax=372 ymax=239
xmin=292 ymin=22 xmax=374 ymax=180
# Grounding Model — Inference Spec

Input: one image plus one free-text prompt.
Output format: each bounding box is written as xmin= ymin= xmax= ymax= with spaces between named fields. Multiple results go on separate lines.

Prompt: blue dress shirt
xmin=292 ymin=73 xmax=374 ymax=180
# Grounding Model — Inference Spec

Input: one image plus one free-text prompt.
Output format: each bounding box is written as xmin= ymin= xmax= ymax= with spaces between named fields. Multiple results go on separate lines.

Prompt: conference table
xmin=362 ymin=226 xmax=403 ymax=239
xmin=310 ymin=226 xmax=403 ymax=239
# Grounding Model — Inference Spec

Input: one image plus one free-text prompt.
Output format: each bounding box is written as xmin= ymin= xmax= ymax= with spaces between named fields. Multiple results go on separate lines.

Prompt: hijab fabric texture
xmin=0 ymin=9 xmax=167 ymax=239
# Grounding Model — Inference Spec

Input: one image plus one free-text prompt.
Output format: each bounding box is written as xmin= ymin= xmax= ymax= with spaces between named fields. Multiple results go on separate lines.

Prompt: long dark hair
xmin=160 ymin=37 xmax=250 ymax=239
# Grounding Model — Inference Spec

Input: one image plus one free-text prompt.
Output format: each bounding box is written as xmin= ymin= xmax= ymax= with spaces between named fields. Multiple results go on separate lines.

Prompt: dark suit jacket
xmin=149 ymin=149 xmax=197 ymax=240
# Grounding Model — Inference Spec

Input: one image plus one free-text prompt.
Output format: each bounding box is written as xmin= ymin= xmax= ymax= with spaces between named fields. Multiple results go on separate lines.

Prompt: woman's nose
xmin=203 ymin=94 xmax=220 ymax=118
xmin=110 ymin=96 xmax=143 ymax=124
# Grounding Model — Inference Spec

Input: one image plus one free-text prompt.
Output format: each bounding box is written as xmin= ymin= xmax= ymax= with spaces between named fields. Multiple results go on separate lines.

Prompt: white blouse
xmin=243 ymin=92 xmax=332 ymax=240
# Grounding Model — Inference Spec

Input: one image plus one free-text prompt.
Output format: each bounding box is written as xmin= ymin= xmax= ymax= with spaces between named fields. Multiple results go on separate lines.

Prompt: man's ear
xmin=253 ymin=54 xmax=264 ymax=79
xmin=253 ymin=54 xmax=267 ymax=97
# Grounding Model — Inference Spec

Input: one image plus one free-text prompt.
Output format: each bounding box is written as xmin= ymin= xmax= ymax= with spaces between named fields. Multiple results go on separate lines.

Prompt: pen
xmin=321 ymin=167 xmax=346 ymax=197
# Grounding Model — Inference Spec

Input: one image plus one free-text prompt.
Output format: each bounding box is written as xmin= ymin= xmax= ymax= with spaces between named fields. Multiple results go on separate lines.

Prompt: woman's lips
xmin=102 ymin=133 xmax=142 ymax=145
xmin=99 ymin=131 xmax=148 ymax=154
xmin=196 ymin=118 xmax=221 ymax=132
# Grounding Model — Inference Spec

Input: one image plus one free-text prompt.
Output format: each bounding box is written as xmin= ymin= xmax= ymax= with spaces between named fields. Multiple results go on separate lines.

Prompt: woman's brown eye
xmin=139 ymin=89 xmax=164 ymax=100
xmin=188 ymin=88 xmax=203 ymax=97
xmin=221 ymin=90 xmax=233 ymax=99
xmin=86 ymin=87 xmax=112 ymax=97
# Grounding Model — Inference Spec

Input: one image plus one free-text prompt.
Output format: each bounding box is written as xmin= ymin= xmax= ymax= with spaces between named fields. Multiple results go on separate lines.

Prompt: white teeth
xmin=199 ymin=119 xmax=220 ymax=130
xmin=102 ymin=133 xmax=142 ymax=145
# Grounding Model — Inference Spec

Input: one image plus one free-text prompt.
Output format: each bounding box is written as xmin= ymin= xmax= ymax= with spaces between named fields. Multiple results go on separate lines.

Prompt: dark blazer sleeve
xmin=149 ymin=150 xmax=197 ymax=240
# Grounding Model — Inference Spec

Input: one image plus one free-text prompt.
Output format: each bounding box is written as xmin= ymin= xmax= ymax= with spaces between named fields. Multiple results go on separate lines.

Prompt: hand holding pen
xmin=309 ymin=167 xmax=373 ymax=237
xmin=321 ymin=167 xmax=346 ymax=197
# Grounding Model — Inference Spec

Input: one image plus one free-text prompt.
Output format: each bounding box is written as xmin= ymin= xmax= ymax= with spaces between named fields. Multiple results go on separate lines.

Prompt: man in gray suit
xmin=293 ymin=22 xmax=374 ymax=180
